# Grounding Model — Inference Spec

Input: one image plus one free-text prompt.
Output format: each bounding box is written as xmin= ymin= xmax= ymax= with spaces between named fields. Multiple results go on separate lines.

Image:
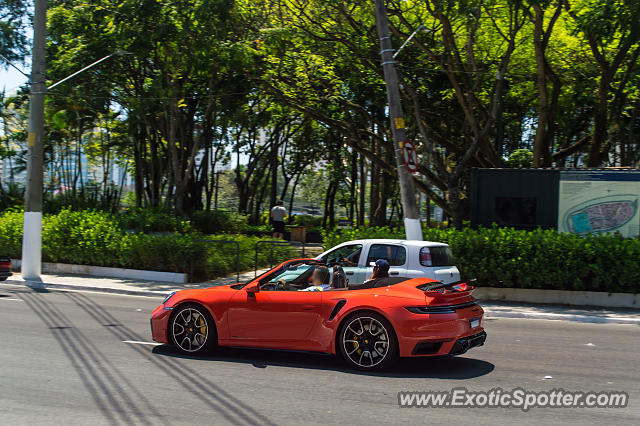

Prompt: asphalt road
xmin=0 ymin=283 xmax=638 ymax=425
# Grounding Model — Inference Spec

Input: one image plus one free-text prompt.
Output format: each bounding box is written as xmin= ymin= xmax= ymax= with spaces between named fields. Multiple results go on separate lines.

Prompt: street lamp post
xmin=374 ymin=0 xmax=423 ymax=241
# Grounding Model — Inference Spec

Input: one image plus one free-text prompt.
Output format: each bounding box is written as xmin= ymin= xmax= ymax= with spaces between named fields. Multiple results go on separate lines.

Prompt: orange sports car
xmin=150 ymin=259 xmax=486 ymax=370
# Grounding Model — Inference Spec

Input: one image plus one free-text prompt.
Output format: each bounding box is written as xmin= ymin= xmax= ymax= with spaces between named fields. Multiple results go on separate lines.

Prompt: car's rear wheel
xmin=169 ymin=303 xmax=216 ymax=355
xmin=338 ymin=312 xmax=398 ymax=370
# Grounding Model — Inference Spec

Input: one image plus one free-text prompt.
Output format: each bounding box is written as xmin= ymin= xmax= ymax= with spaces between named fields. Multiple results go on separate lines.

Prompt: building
xmin=470 ymin=168 xmax=640 ymax=238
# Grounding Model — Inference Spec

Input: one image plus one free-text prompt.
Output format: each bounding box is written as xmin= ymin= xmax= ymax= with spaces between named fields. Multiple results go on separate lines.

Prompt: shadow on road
xmin=62 ymin=291 xmax=278 ymax=426
xmin=152 ymin=344 xmax=495 ymax=380
xmin=18 ymin=289 xmax=163 ymax=426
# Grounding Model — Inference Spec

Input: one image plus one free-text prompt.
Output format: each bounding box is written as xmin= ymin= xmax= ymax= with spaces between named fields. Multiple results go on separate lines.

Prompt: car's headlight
xmin=162 ymin=291 xmax=176 ymax=304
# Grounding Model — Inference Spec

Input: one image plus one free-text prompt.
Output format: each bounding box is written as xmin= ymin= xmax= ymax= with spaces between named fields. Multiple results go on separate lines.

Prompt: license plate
xmin=470 ymin=317 xmax=480 ymax=329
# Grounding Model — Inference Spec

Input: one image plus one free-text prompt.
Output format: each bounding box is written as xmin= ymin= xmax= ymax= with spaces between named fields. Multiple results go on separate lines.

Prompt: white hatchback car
xmin=316 ymin=239 xmax=460 ymax=285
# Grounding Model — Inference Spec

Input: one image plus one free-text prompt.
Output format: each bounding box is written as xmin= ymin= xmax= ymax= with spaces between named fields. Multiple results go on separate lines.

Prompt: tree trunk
xmin=269 ymin=136 xmax=278 ymax=208
xmin=587 ymin=74 xmax=611 ymax=166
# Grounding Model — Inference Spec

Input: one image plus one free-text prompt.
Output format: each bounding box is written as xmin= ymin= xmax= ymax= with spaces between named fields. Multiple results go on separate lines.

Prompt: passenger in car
xmin=300 ymin=266 xmax=331 ymax=291
xmin=364 ymin=259 xmax=390 ymax=284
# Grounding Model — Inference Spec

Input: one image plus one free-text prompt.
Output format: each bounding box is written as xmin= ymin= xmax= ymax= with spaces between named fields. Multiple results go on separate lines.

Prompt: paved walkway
xmin=4 ymin=269 xmax=269 ymax=297
xmin=3 ymin=272 xmax=639 ymax=325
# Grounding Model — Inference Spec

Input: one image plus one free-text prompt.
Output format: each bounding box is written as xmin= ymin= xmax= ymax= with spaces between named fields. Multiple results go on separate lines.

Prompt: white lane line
xmin=122 ymin=340 xmax=162 ymax=346
xmin=0 ymin=298 xmax=24 ymax=301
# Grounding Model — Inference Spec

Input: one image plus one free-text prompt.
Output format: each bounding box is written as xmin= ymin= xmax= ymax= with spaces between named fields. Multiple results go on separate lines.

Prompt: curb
xmin=10 ymin=259 xmax=188 ymax=283
xmin=483 ymin=309 xmax=640 ymax=325
xmin=475 ymin=287 xmax=640 ymax=309
xmin=4 ymin=278 xmax=170 ymax=298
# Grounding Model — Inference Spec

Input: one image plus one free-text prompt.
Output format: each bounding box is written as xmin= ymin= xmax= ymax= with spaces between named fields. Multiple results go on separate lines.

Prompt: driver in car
xmin=301 ymin=266 xmax=331 ymax=291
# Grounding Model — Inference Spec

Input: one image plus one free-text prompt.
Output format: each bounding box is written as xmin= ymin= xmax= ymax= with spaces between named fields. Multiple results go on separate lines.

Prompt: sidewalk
xmin=4 ymin=269 xmax=269 ymax=297
xmin=3 ymin=272 xmax=639 ymax=325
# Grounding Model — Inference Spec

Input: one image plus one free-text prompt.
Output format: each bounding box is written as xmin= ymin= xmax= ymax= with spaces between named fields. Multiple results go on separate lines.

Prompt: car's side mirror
xmin=245 ymin=284 xmax=259 ymax=294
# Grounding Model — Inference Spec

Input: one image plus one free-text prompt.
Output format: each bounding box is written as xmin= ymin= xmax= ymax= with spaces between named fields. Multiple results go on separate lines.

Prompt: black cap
xmin=374 ymin=259 xmax=390 ymax=272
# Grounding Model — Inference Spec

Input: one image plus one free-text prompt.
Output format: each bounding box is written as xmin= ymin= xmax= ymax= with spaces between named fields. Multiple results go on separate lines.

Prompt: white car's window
xmin=366 ymin=244 xmax=406 ymax=266
xmin=419 ymin=246 xmax=455 ymax=267
xmin=322 ymin=244 xmax=362 ymax=266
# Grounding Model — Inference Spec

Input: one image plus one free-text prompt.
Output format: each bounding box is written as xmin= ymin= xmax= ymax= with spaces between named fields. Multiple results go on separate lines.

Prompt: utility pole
xmin=374 ymin=0 xmax=423 ymax=240
xmin=21 ymin=0 xmax=47 ymax=280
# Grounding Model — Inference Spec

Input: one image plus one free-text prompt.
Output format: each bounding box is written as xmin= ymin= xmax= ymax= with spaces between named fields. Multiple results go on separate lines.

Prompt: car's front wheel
xmin=338 ymin=312 xmax=398 ymax=370
xmin=169 ymin=303 xmax=216 ymax=355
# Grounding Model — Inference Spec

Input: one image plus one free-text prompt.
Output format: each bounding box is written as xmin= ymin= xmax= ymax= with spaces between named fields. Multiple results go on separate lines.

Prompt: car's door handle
xmin=302 ymin=305 xmax=317 ymax=310
xmin=390 ymin=271 xmax=399 ymax=275
xmin=345 ymin=271 xmax=354 ymax=275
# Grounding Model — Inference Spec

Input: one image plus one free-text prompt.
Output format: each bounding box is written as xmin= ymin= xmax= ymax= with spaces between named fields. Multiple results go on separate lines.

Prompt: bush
xmin=118 ymin=208 xmax=248 ymax=234
xmin=118 ymin=207 xmax=191 ymax=233
xmin=0 ymin=209 xmax=296 ymax=281
xmin=506 ymin=149 xmax=534 ymax=168
xmin=190 ymin=210 xmax=248 ymax=234
xmin=0 ymin=209 xmax=25 ymax=258
xmin=323 ymin=225 xmax=640 ymax=293
xmin=291 ymin=214 xmax=323 ymax=228
xmin=43 ymin=209 xmax=123 ymax=265
xmin=0 ymin=183 xmax=25 ymax=211
xmin=43 ymin=191 xmax=113 ymax=214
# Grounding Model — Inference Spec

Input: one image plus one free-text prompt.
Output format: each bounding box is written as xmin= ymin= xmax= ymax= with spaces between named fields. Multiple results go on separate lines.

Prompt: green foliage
xmin=325 ymin=225 xmax=640 ymax=293
xmin=0 ymin=182 xmax=24 ymax=211
xmin=0 ymin=209 xmax=296 ymax=281
xmin=190 ymin=210 xmax=248 ymax=234
xmin=43 ymin=209 xmax=124 ymax=266
xmin=0 ymin=209 xmax=24 ymax=258
xmin=246 ymin=224 xmax=272 ymax=233
xmin=117 ymin=208 xmax=248 ymax=234
xmin=291 ymin=214 xmax=323 ymax=228
xmin=117 ymin=208 xmax=192 ymax=233
xmin=43 ymin=190 xmax=121 ymax=214
xmin=506 ymin=149 xmax=534 ymax=168
xmin=0 ymin=0 xmax=28 ymax=61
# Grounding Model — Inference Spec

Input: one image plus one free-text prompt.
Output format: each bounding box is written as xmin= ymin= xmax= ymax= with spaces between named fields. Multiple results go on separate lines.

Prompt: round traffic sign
xmin=402 ymin=140 xmax=418 ymax=173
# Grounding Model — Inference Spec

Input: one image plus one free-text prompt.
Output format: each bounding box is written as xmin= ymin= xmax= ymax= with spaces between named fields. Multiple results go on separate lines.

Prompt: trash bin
xmin=287 ymin=225 xmax=306 ymax=243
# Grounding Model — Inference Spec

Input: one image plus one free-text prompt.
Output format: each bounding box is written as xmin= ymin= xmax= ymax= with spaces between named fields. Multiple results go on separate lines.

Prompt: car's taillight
xmin=0 ymin=260 xmax=10 ymax=269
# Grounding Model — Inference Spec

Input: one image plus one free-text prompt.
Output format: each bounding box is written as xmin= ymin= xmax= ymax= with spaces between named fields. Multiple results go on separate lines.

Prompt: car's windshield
xmin=265 ymin=264 xmax=313 ymax=284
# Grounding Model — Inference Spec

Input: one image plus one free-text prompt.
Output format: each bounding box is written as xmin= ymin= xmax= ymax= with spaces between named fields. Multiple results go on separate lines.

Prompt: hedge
xmin=323 ymin=225 xmax=640 ymax=294
xmin=0 ymin=209 xmax=296 ymax=281
xmin=117 ymin=208 xmax=248 ymax=235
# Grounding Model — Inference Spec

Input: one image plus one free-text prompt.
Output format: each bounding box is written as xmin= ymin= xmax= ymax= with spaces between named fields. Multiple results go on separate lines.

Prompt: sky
xmin=0 ymin=66 xmax=29 ymax=96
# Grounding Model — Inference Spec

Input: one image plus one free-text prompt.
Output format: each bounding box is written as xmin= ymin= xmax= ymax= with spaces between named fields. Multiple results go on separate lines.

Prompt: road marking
xmin=122 ymin=340 xmax=162 ymax=346
xmin=0 ymin=298 xmax=24 ymax=301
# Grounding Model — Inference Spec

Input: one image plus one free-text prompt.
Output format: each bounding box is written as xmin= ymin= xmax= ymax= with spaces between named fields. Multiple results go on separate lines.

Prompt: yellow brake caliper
xmin=199 ymin=317 xmax=207 ymax=336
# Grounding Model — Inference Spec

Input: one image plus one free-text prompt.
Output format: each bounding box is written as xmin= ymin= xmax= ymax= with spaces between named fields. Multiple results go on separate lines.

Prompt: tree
xmin=564 ymin=0 xmax=640 ymax=166
xmin=0 ymin=0 xmax=28 ymax=62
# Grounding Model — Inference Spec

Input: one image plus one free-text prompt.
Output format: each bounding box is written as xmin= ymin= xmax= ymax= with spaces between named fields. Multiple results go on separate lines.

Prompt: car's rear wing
xmin=418 ymin=279 xmax=476 ymax=297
